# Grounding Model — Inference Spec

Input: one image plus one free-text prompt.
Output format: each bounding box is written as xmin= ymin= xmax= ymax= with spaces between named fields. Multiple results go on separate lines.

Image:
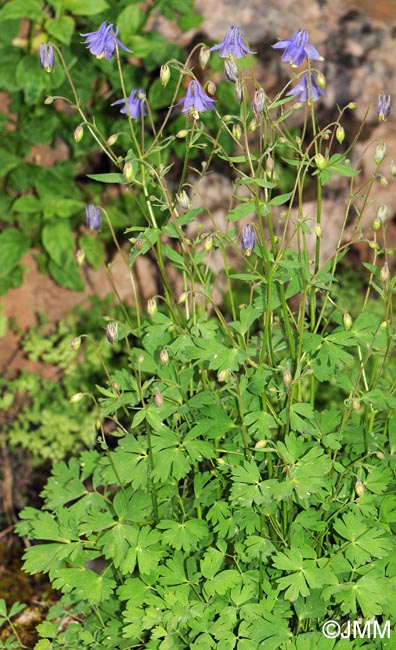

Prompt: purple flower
xmin=241 ymin=224 xmax=255 ymax=256
xmin=210 ymin=26 xmax=254 ymax=59
xmin=176 ymin=80 xmax=216 ymax=118
xmin=288 ymin=72 xmax=326 ymax=103
xmin=111 ymin=89 xmax=146 ymax=119
xmin=80 ymin=21 xmax=130 ymax=60
xmin=272 ymin=29 xmax=322 ymax=67
xmin=39 ymin=43 xmax=55 ymax=72
xmin=85 ymin=204 xmax=101 ymax=230
xmin=377 ymin=92 xmax=391 ymax=121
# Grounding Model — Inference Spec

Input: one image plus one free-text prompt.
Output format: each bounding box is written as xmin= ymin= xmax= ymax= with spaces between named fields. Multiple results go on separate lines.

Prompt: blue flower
xmin=39 ymin=43 xmax=55 ymax=72
xmin=85 ymin=204 xmax=102 ymax=230
xmin=377 ymin=92 xmax=391 ymax=121
xmin=176 ymin=80 xmax=216 ymax=118
xmin=210 ymin=26 xmax=253 ymax=59
xmin=241 ymin=224 xmax=255 ymax=256
xmin=288 ymin=72 xmax=326 ymax=103
xmin=272 ymin=29 xmax=322 ymax=67
xmin=80 ymin=21 xmax=130 ymax=60
xmin=111 ymin=89 xmax=146 ymax=119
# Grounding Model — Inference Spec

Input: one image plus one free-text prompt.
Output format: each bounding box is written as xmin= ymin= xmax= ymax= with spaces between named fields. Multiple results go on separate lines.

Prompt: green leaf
xmin=86 ymin=172 xmax=127 ymax=184
xmin=15 ymin=55 xmax=45 ymax=104
xmin=0 ymin=228 xmax=30 ymax=277
xmin=203 ymin=570 xmax=242 ymax=598
xmin=45 ymin=16 xmax=75 ymax=44
xmin=333 ymin=512 xmax=393 ymax=564
xmin=42 ymin=221 xmax=74 ymax=267
xmin=157 ymin=519 xmax=209 ymax=552
xmin=78 ymin=234 xmax=104 ymax=269
xmin=226 ymin=202 xmax=255 ymax=222
xmin=200 ymin=547 xmax=225 ymax=579
xmin=0 ymin=150 xmax=21 ymax=180
xmin=62 ymin=0 xmax=109 ymax=15
xmin=0 ymin=0 xmax=43 ymax=20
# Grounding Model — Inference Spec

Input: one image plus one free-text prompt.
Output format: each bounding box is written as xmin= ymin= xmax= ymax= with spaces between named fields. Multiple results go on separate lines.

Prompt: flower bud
xmin=314 ymin=224 xmax=322 ymax=238
xmin=217 ymin=369 xmax=230 ymax=383
xmin=374 ymin=142 xmax=386 ymax=165
xmin=107 ymin=133 xmax=118 ymax=146
xmin=224 ymin=57 xmax=240 ymax=83
xmin=314 ymin=153 xmax=327 ymax=170
xmin=76 ymin=248 xmax=85 ymax=266
xmin=266 ymin=156 xmax=274 ymax=172
xmin=177 ymin=190 xmax=191 ymax=210
xmin=123 ymin=161 xmax=134 ymax=181
xmin=380 ymin=261 xmax=390 ymax=283
xmin=368 ymin=241 xmax=379 ymax=250
xmin=71 ymin=336 xmax=81 ymax=351
xmin=254 ymin=439 xmax=267 ymax=450
xmin=138 ymin=353 xmax=145 ymax=364
xmin=252 ymin=87 xmax=265 ymax=114
xmin=283 ymin=363 xmax=292 ymax=387
xmin=160 ymin=63 xmax=171 ymax=86
xmin=106 ymin=322 xmax=118 ymax=344
xmin=147 ymin=298 xmax=157 ymax=318
xmin=377 ymin=92 xmax=391 ymax=122
xmin=241 ymin=224 xmax=255 ymax=256
xmin=159 ymin=347 xmax=169 ymax=366
xmin=204 ymin=237 xmax=213 ymax=252
xmin=44 ymin=96 xmax=54 ymax=104
xmin=70 ymin=392 xmax=84 ymax=403
xmin=206 ymin=80 xmax=216 ymax=96
xmin=352 ymin=398 xmax=360 ymax=411
xmin=199 ymin=45 xmax=210 ymax=68
xmin=74 ymin=125 xmax=84 ymax=143
xmin=155 ymin=391 xmax=163 ymax=407
xmin=178 ymin=291 xmax=188 ymax=304
xmin=377 ymin=204 xmax=388 ymax=224
xmin=343 ymin=312 xmax=353 ymax=331
xmin=234 ymin=79 xmax=243 ymax=103
xmin=232 ymin=123 xmax=242 ymax=141
xmin=135 ymin=238 xmax=143 ymax=251
xmin=347 ymin=102 xmax=357 ymax=110
xmin=380 ymin=175 xmax=388 ymax=188
xmin=355 ymin=479 xmax=364 ymax=497
xmin=39 ymin=42 xmax=55 ymax=72
xmin=316 ymin=72 xmax=326 ymax=89
xmin=176 ymin=129 xmax=188 ymax=138
xmin=336 ymin=125 xmax=345 ymax=144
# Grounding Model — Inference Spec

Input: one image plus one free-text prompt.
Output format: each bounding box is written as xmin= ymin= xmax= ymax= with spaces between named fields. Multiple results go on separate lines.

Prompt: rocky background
xmin=2 ymin=0 xmax=396 ymax=375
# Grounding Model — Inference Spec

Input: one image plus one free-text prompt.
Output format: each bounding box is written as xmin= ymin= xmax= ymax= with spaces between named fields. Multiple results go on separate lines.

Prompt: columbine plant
xmin=16 ymin=19 xmax=396 ymax=650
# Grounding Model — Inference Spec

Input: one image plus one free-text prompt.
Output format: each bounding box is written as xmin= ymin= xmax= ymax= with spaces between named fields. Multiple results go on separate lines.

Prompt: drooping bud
xmin=316 ymin=72 xmax=326 ymax=89
xmin=217 ymin=369 xmax=230 ymax=383
xmin=377 ymin=92 xmax=391 ymax=122
xmin=177 ymin=190 xmax=191 ymax=210
xmin=74 ymin=125 xmax=84 ymax=143
xmin=377 ymin=204 xmax=388 ymax=224
xmin=106 ymin=322 xmax=118 ymax=344
xmin=241 ymin=224 xmax=255 ymax=256
xmin=71 ymin=336 xmax=81 ymax=351
xmin=224 ymin=57 xmax=240 ymax=83
xmin=44 ymin=96 xmax=54 ymax=104
xmin=283 ymin=363 xmax=292 ymax=387
xmin=355 ymin=479 xmax=364 ymax=497
xmin=254 ymin=439 xmax=267 ymax=450
xmin=314 ymin=153 xmax=327 ymax=170
xmin=199 ymin=45 xmax=210 ymax=69
xmin=343 ymin=312 xmax=353 ymax=331
xmin=336 ymin=125 xmax=345 ymax=144
xmin=374 ymin=142 xmax=386 ymax=165
xmin=159 ymin=347 xmax=169 ymax=366
xmin=252 ymin=87 xmax=265 ymax=114
xmin=147 ymin=298 xmax=157 ymax=318
xmin=206 ymin=80 xmax=216 ymax=96
xmin=314 ymin=224 xmax=323 ymax=238
xmin=155 ymin=391 xmax=163 ymax=407
xmin=76 ymin=248 xmax=85 ymax=266
xmin=204 ymin=237 xmax=213 ymax=252
xmin=380 ymin=175 xmax=388 ymax=188
xmin=123 ymin=161 xmax=134 ymax=181
xmin=39 ymin=42 xmax=55 ymax=72
xmin=70 ymin=392 xmax=84 ymax=403
xmin=351 ymin=398 xmax=360 ymax=411
xmin=160 ymin=63 xmax=171 ymax=86
xmin=176 ymin=129 xmax=189 ymax=138
xmin=85 ymin=204 xmax=102 ymax=231
xmin=232 ymin=123 xmax=242 ymax=141
xmin=234 ymin=79 xmax=243 ymax=103
xmin=380 ymin=261 xmax=390 ymax=284
xmin=107 ymin=133 xmax=118 ymax=146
